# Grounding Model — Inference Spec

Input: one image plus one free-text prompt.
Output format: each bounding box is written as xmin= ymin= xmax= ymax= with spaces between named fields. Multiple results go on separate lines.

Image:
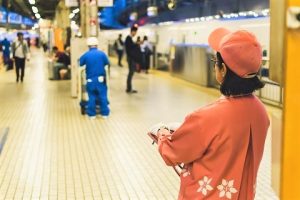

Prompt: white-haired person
xmin=79 ymin=37 xmax=110 ymax=119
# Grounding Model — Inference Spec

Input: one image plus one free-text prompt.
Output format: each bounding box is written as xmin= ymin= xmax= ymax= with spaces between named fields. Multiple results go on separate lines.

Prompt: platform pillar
xmin=281 ymin=0 xmax=300 ymax=199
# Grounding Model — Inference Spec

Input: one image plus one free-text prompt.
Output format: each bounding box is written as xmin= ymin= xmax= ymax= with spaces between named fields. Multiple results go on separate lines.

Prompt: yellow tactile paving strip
xmin=0 ymin=49 xmax=278 ymax=199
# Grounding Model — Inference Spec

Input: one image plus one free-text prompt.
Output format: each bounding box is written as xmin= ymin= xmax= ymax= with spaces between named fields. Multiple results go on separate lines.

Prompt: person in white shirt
xmin=11 ymin=32 xmax=29 ymax=83
xmin=140 ymin=36 xmax=152 ymax=74
xmin=114 ymin=34 xmax=124 ymax=67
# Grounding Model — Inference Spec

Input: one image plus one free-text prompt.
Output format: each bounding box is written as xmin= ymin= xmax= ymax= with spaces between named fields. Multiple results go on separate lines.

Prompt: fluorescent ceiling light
xmin=147 ymin=6 xmax=158 ymax=17
xmin=69 ymin=13 xmax=75 ymax=19
xmin=29 ymin=0 xmax=35 ymax=4
xmin=73 ymin=8 xmax=80 ymax=14
xmin=35 ymin=13 xmax=41 ymax=19
xmin=32 ymin=6 xmax=38 ymax=14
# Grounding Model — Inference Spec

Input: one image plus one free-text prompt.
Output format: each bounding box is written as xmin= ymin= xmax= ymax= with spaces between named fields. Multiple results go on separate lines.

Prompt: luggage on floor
xmin=6 ymin=59 xmax=14 ymax=71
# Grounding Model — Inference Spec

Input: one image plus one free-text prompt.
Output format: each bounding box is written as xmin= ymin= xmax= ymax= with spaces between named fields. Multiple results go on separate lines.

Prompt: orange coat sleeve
xmin=158 ymin=112 xmax=217 ymax=166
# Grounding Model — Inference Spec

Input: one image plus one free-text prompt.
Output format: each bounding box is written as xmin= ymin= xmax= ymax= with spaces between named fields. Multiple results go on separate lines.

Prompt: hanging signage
xmin=23 ymin=17 xmax=35 ymax=26
xmin=8 ymin=12 xmax=22 ymax=24
xmin=0 ymin=10 xmax=7 ymax=23
xmin=65 ymin=0 xmax=79 ymax=7
xmin=0 ymin=9 xmax=34 ymax=26
xmin=98 ymin=0 xmax=113 ymax=7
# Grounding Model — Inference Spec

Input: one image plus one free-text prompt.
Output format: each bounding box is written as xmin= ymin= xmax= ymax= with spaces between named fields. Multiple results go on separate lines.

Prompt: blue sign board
xmin=0 ymin=7 xmax=36 ymax=26
xmin=8 ymin=12 xmax=22 ymax=24
xmin=0 ymin=9 xmax=7 ymax=23
xmin=23 ymin=17 xmax=35 ymax=26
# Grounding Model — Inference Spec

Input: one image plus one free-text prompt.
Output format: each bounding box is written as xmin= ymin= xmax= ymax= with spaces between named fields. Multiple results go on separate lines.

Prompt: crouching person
xmin=79 ymin=37 xmax=110 ymax=119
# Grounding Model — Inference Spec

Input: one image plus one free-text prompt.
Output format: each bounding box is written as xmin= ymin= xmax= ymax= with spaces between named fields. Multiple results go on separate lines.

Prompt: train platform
xmin=0 ymin=49 xmax=280 ymax=199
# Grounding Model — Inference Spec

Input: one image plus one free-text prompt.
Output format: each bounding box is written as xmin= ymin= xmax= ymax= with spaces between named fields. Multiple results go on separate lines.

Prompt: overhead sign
xmin=65 ymin=0 xmax=79 ymax=7
xmin=0 ymin=10 xmax=7 ymax=23
xmin=23 ymin=17 xmax=35 ymax=26
xmin=98 ymin=0 xmax=113 ymax=7
xmin=0 ymin=8 xmax=35 ymax=27
xmin=8 ymin=12 xmax=22 ymax=24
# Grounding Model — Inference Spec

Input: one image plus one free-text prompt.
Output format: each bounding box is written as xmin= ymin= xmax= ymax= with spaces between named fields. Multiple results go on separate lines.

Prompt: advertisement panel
xmin=98 ymin=0 xmax=113 ymax=7
xmin=8 ymin=12 xmax=22 ymax=24
xmin=65 ymin=0 xmax=79 ymax=7
xmin=23 ymin=17 xmax=35 ymax=26
xmin=0 ymin=10 xmax=7 ymax=23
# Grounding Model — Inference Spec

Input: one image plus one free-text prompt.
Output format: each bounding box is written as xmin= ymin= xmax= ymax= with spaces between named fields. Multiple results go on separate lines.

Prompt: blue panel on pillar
xmin=0 ymin=7 xmax=7 ymax=23
xmin=99 ymin=0 xmax=126 ymax=29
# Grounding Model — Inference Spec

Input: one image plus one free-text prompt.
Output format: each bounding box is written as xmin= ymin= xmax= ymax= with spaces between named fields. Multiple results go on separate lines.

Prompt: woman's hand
xmin=157 ymin=128 xmax=172 ymax=141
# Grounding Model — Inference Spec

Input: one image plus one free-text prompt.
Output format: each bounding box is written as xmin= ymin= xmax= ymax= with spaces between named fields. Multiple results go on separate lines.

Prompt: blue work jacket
xmin=79 ymin=47 xmax=109 ymax=79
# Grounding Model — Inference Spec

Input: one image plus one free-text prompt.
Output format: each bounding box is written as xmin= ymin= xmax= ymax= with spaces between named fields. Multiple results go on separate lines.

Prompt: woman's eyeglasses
xmin=210 ymin=58 xmax=218 ymax=66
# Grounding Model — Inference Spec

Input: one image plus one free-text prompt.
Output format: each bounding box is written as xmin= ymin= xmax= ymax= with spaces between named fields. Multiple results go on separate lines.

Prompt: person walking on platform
xmin=12 ymin=32 xmax=29 ymax=83
xmin=1 ymin=38 xmax=11 ymax=70
xmin=114 ymin=34 xmax=124 ymax=67
xmin=125 ymin=26 xmax=139 ymax=93
xmin=153 ymin=28 xmax=269 ymax=199
xmin=79 ymin=37 xmax=110 ymax=119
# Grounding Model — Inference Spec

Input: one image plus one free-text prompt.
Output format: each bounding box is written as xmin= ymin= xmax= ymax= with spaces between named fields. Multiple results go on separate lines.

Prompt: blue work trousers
xmin=86 ymin=81 xmax=109 ymax=117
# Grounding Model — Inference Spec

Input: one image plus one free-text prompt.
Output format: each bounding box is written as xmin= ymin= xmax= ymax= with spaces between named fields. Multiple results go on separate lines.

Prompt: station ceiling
xmin=8 ymin=0 xmax=59 ymax=19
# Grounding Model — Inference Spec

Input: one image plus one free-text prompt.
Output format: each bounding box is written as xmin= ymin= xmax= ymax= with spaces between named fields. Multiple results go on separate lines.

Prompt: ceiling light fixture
xmin=32 ymin=6 xmax=38 ymax=14
xmin=69 ymin=13 xmax=75 ymax=19
xmin=35 ymin=13 xmax=41 ymax=19
xmin=129 ymin=12 xmax=138 ymax=21
xmin=147 ymin=6 xmax=158 ymax=17
xmin=73 ymin=8 xmax=80 ymax=14
xmin=29 ymin=0 xmax=35 ymax=5
xmin=167 ymin=0 xmax=176 ymax=10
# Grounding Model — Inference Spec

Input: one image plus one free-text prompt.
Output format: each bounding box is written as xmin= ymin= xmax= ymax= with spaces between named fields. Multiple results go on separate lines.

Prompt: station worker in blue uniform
xmin=79 ymin=37 xmax=110 ymax=119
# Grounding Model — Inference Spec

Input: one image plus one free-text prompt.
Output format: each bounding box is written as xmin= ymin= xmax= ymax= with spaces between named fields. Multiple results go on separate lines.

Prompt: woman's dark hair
xmin=216 ymin=52 xmax=264 ymax=96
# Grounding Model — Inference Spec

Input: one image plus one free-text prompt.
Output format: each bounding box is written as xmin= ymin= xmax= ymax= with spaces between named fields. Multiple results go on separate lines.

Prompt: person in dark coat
xmin=125 ymin=26 xmax=139 ymax=93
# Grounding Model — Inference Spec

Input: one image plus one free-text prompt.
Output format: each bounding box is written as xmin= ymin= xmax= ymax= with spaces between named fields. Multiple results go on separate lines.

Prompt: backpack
xmin=144 ymin=46 xmax=152 ymax=55
xmin=113 ymin=41 xmax=118 ymax=51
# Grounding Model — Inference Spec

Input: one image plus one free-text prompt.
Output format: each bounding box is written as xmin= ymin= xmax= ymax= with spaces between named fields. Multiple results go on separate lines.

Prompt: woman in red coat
xmin=156 ymin=28 xmax=270 ymax=200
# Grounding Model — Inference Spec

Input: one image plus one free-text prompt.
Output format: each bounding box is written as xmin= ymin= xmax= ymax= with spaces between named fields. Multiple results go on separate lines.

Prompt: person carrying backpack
xmin=140 ymin=36 xmax=152 ymax=74
xmin=11 ymin=32 xmax=30 ymax=83
xmin=114 ymin=34 xmax=124 ymax=67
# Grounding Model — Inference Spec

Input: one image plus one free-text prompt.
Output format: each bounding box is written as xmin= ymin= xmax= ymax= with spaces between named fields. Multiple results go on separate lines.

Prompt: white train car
xmin=102 ymin=17 xmax=281 ymax=106
xmin=102 ymin=17 xmax=270 ymax=55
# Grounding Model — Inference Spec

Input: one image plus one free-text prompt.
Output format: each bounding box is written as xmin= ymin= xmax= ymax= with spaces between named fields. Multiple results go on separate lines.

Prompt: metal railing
xmin=257 ymin=78 xmax=283 ymax=108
